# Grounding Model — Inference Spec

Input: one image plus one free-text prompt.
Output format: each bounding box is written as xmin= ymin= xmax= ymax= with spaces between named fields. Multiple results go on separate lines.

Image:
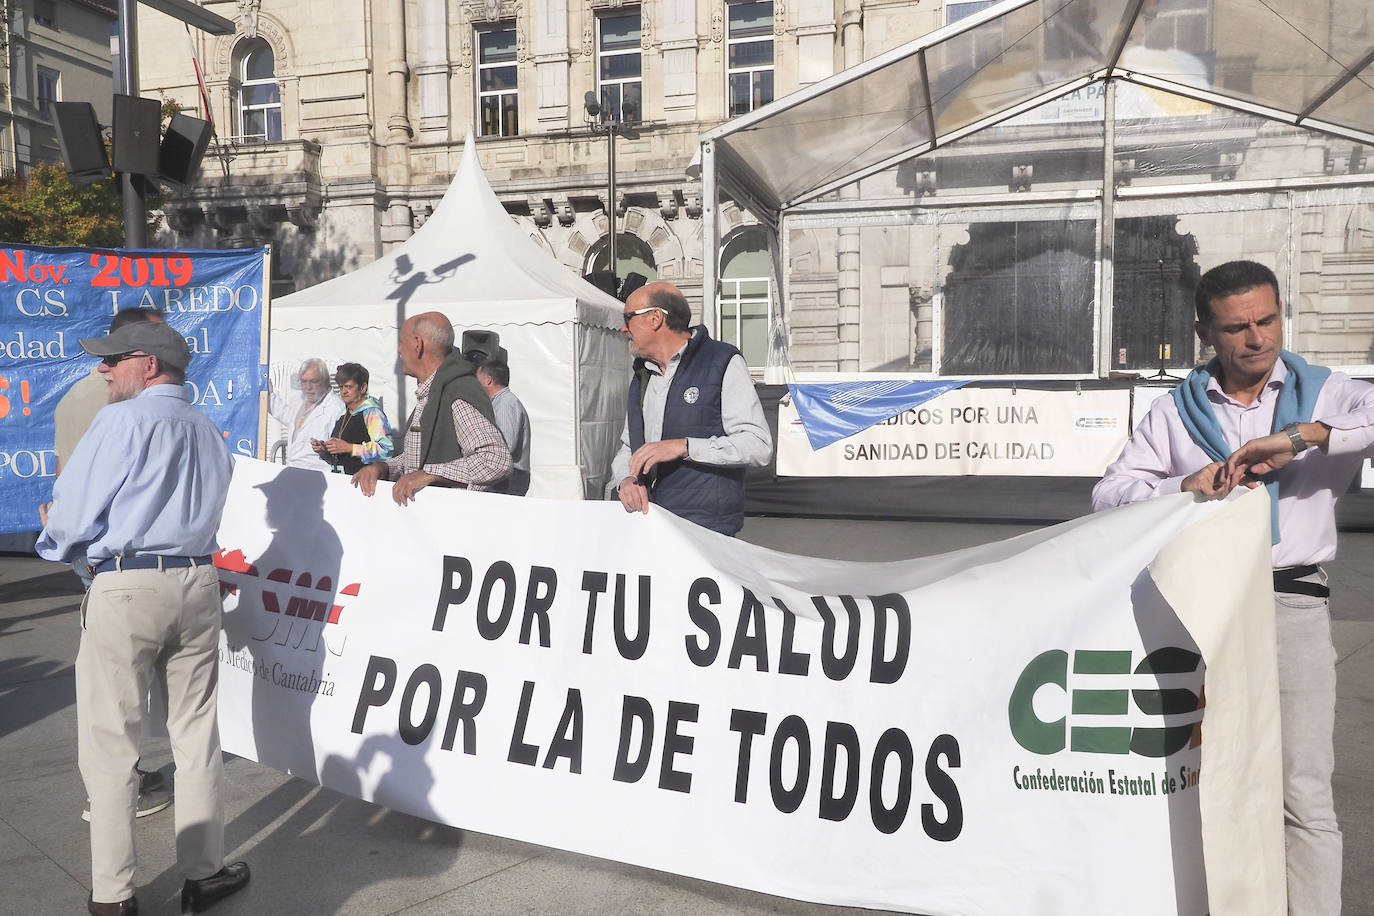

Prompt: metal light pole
xmin=606 ymin=121 xmax=616 ymax=286
xmin=114 ymin=0 xmax=234 ymax=247
xmin=584 ymin=91 xmax=623 ymax=291
xmin=117 ymin=0 xmax=144 ymax=247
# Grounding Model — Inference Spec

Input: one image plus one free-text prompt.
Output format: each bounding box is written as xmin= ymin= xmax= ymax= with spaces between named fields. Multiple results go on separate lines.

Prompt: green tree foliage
xmin=0 ymin=163 xmax=128 ymax=247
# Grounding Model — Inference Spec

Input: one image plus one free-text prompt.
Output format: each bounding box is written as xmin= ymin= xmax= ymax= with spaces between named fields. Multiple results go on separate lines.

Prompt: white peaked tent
xmin=269 ymin=136 xmax=629 ymax=499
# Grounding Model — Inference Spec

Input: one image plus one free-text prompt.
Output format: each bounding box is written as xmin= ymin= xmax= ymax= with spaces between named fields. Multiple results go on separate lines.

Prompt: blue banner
xmin=788 ymin=380 xmax=970 ymax=450
xmin=0 ymin=244 xmax=268 ymax=534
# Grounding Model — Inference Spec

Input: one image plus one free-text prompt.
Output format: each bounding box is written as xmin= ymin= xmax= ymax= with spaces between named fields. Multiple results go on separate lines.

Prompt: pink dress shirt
xmin=1092 ymin=359 xmax=1374 ymax=567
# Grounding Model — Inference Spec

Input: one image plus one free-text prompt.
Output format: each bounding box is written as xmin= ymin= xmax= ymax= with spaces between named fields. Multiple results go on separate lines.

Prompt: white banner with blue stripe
xmin=778 ymin=388 xmax=1131 ymax=477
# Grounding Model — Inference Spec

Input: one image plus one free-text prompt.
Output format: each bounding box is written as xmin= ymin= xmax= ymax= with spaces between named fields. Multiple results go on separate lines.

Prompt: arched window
xmin=588 ymin=233 xmax=657 ymax=286
xmin=720 ymin=227 xmax=772 ymax=367
xmin=236 ymin=39 xmax=281 ymax=143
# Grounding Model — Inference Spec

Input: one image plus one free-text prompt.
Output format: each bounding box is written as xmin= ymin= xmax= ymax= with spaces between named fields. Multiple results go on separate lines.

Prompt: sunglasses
xmin=622 ymin=306 xmax=662 ymax=325
xmin=101 ymin=352 xmax=150 ymax=367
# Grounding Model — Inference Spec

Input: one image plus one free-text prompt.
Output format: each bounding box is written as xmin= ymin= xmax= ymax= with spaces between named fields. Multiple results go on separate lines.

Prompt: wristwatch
xmin=1281 ymin=422 xmax=1309 ymax=454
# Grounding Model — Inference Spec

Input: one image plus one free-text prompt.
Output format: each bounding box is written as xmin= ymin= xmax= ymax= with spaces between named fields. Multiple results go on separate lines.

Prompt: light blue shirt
xmin=490 ymin=387 xmax=531 ymax=475
xmin=37 ymin=384 xmax=235 ymax=567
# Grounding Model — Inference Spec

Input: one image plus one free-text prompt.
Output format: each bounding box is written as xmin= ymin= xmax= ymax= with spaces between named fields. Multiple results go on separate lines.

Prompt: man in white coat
xmin=269 ymin=357 xmax=344 ymax=471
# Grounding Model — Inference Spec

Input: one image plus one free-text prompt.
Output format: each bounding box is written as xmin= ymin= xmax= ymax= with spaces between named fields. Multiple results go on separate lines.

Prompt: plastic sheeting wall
xmin=783 ymin=185 xmax=1374 ymax=377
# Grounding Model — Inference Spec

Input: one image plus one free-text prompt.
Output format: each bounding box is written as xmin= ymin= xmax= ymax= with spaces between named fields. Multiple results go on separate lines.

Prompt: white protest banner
xmin=776 ymin=388 xmax=1130 ymax=477
xmin=214 ymin=458 xmax=1282 ymax=916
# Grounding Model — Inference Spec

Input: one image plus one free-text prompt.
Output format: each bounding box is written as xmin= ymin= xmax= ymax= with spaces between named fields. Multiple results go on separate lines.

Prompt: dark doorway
xmin=942 ymin=219 xmax=1096 ymax=374
xmin=1111 ymin=216 xmax=1200 ymax=373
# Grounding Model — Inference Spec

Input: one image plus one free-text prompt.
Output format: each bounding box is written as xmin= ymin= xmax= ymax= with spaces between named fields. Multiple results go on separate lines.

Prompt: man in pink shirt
xmin=1094 ymin=260 xmax=1374 ymax=916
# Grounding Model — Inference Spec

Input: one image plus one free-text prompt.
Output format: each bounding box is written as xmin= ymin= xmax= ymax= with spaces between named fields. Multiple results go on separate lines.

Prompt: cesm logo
xmin=1008 ymin=647 xmax=1201 ymax=757
xmin=214 ymin=548 xmax=361 ymax=653
xmin=1073 ymin=414 xmax=1121 ymax=432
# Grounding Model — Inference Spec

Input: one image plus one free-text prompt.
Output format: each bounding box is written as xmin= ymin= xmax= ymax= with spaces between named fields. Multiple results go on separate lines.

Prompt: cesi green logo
xmin=1008 ymin=647 xmax=1202 ymax=757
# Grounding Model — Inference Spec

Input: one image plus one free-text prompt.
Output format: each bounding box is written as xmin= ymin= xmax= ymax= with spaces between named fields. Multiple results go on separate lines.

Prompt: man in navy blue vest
xmin=611 ymin=281 xmax=772 ymax=535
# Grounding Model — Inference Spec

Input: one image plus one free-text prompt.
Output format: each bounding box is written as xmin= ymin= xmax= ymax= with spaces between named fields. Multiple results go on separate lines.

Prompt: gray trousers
xmin=1275 ymin=571 xmax=1342 ymax=916
xmin=76 ymin=564 xmax=226 ymax=904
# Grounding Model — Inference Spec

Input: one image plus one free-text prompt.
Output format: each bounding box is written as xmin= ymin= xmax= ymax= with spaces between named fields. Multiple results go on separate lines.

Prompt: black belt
xmin=91 ymin=555 xmax=214 ymax=576
xmin=1273 ymin=564 xmax=1330 ymax=598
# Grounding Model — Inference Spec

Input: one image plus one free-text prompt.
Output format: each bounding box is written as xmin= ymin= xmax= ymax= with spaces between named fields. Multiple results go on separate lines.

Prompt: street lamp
xmin=584 ymin=89 xmax=635 ymax=293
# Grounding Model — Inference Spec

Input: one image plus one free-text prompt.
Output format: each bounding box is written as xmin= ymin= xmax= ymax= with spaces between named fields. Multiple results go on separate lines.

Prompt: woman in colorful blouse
xmin=312 ymin=362 xmax=395 ymax=475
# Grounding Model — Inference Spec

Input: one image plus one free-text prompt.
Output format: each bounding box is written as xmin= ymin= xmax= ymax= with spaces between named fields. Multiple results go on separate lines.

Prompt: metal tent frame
xmin=696 ymin=0 xmax=1374 ymax=379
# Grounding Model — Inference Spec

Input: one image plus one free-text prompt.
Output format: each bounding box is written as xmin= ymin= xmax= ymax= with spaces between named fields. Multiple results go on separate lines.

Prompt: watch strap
xmin=1282 ymin=422 xmax=1309 ymax=454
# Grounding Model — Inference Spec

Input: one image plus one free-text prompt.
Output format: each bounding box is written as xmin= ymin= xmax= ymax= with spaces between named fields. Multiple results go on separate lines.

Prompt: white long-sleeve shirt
xmin=1092 ymin=359 xmax=1374 ymax=567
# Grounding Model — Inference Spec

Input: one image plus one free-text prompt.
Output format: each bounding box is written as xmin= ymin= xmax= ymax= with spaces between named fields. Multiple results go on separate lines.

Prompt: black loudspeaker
xmin=619 ymin=271 xmax=648 ymax=300
xmin=111 ymin=94 xmax=162 ymax=177
xmin=158 ymin=112 xmax=212 ymax=189
xmin=582 ymin=270 xmax=618 ymax=297
xmin=461 ymin=329 xmax=501 ymax=364
xmin=51 ymin=102 xmax=111 ymax=184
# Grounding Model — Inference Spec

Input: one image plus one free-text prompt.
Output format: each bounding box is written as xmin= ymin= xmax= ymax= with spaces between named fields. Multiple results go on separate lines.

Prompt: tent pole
xmin=1099 ymin=80 xmax=1116 ymax=379
xmin=608 ymin=123 xmax=617 ymax=291
xmin=702 ymin=140 xmax=719 ymax=338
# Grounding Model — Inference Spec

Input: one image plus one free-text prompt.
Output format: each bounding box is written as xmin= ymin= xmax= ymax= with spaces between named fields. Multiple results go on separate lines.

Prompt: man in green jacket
xmin=352 ymin=311 xmax=511 ymax=504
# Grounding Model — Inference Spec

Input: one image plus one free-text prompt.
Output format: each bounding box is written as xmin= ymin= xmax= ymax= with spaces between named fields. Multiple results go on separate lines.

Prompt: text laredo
xmin=349 ymin=556 xmax=963 ymax=840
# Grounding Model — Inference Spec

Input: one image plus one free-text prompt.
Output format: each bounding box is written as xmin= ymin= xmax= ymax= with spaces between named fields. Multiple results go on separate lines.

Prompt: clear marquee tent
xmin=269 ymin=136 xmax=629 ymax=499
xmin=698 ymin=0 xmax=1374 ymax=382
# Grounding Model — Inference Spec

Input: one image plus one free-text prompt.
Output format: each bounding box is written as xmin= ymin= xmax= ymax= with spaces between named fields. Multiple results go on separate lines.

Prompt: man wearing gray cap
xmin=36 ymin=320 xmax=250 ymax=915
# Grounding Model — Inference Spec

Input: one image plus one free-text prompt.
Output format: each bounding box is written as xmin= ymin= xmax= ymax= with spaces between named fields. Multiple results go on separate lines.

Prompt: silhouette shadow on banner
xmin=220 ymin=468 xmax=342 ymax=782
xmin=202 ymin=466 xmax=458 ymax=910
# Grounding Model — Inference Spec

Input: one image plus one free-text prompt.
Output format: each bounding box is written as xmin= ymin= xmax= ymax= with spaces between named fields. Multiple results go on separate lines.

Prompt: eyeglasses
xmin=300 ymin=375 xmax=327 ymax=386
xmin=101 ymin=352 xmax=150 ymax=368
xmin=622 ymin=306 xmax=663 ymax=325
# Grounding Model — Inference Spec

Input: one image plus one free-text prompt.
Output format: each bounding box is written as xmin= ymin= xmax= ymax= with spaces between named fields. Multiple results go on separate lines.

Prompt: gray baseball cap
xmin=79 ymin=321 xmax=192 ymax=371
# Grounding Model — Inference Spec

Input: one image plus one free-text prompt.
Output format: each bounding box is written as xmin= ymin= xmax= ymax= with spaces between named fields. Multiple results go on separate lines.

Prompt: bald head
xmin=408 ymin=312 xmax=455 ymax=353
xmin=622 ymin=280 xmax=695 ymax=369
xmin=399 ymin=311 xmax=456 ymax=380
xmin=631 ymin=282 xmax=692 ymax=332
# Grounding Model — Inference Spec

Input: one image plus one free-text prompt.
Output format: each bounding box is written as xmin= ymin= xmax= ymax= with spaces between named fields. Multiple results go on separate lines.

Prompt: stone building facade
xmin=134 ymin=0 xmax=1374 ymax=377
xmin=134 ymin=0 xmax=941 ymax=339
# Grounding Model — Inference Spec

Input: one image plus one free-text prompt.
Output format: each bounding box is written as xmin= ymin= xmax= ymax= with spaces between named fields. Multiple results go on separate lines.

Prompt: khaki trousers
xmin=76 ymin=564 xmax=226 ymax=904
